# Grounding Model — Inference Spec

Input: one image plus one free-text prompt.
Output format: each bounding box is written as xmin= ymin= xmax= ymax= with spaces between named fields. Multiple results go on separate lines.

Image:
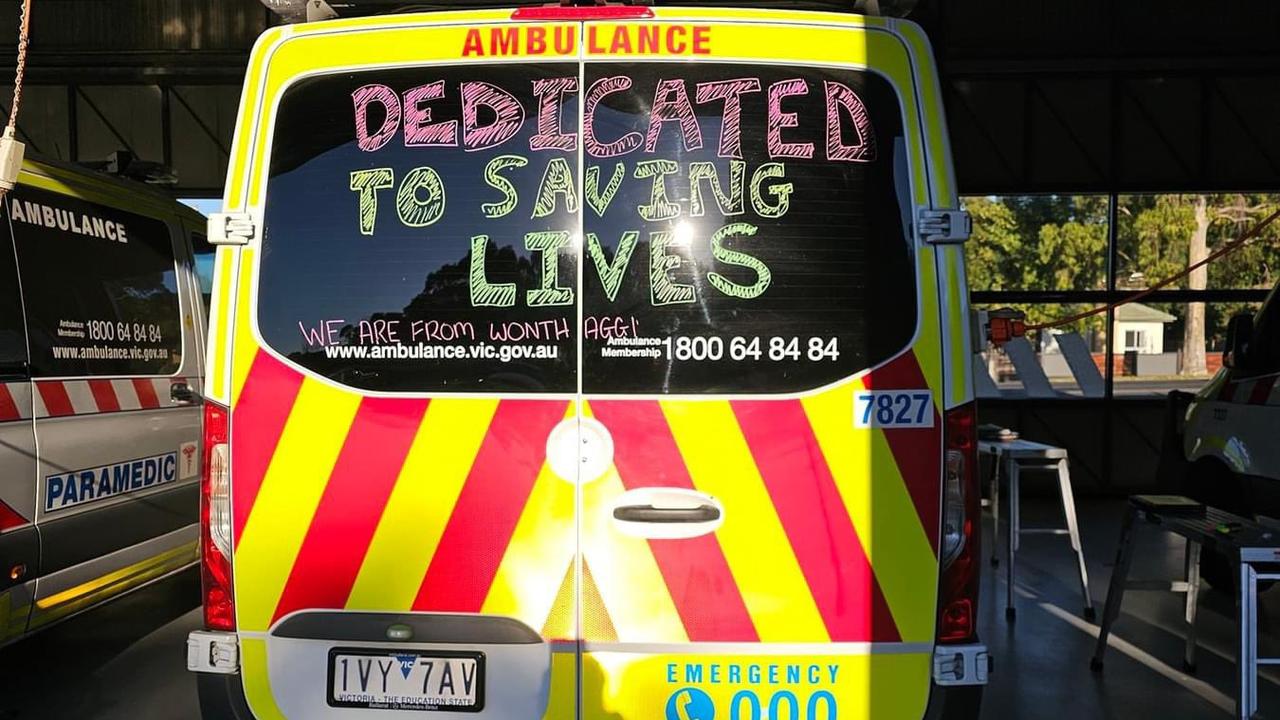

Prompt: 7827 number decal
xmin=854 ymin=391 xmax=934 ymax=429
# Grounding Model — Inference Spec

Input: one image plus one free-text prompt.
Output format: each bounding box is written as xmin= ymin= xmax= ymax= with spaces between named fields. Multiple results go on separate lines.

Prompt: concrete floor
xmin=2 ymin=498 xmax=1277 ymax=719
xmin=0 ymin=568 xmax=200 ymax=720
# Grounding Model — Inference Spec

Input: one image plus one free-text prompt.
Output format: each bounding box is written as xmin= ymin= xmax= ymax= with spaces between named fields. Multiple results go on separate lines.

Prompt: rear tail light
xmin=201 ymin=401 xmax=234 ymax=631
xmin=0 ymin=498 xmax=26 ymax=533
xmin=938 ymin=402 xmax=980 ymax=643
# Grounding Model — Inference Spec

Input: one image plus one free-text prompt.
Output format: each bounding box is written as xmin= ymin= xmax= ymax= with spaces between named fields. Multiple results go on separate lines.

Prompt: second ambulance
xmin=189 ymin=3 xmax=987 ymax=719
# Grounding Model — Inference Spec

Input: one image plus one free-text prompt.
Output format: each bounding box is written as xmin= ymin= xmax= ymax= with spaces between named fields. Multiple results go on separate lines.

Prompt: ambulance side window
xmin=10 ymin=188 xmax=183 ymax=377
xmin=1252 ymin=292 xmax=1280 ymax=375
xmin=191 ymin=232 xmax=214 ymax=317
xmin=0 ymin=219 xmax=26 ymax=371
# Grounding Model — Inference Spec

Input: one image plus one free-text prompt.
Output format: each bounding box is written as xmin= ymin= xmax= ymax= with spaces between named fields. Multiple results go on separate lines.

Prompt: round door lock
xmin=546 ymin=416 xmax=614 ymax=484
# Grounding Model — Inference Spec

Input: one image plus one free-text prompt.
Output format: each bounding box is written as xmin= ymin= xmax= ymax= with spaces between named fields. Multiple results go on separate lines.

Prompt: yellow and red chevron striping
xmin=731 ymin=398 xmax=901 ymax=642
xmin=862 ymin=352 xmax=942 ymax=555
xmin=271 ymin=396 xmax=429 ymax=623
xmin=593 ymin=399 xmax=759 ymax=642
xmin=229 ymin=348 xmax=939 ymax=645
xmin=411 ymin=400 xmax=569 ymax=613
xmin=230 ymin=351 xmax=305 ymax=544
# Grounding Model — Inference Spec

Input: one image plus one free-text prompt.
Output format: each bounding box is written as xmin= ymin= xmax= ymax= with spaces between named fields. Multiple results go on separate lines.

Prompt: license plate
xmin=328 ymin=649 xmax=484 ymax=712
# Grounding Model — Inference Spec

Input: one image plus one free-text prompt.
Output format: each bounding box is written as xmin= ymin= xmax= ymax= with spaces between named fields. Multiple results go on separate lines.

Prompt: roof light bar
xmin=512 ymin=5 xmax=654 ymax=20
xmin=262 ymin=0 xmax=918 ymax=23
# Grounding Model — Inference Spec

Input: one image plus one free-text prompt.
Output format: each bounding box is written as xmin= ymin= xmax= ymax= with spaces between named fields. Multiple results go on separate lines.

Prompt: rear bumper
xmin=191 ymin=630 xmax=987 ymax=720
xmin=923 ymin=682 xmax=984 ymax=720
xmin=197 ymin=673 xmax=984 ymax=720
xmin=196 ymin=672 xmax=255 ymax=720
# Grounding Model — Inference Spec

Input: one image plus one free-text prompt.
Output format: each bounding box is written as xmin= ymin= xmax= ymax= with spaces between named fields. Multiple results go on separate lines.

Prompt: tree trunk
xmin=1182 ymin=195 xmax=1209 ymax=375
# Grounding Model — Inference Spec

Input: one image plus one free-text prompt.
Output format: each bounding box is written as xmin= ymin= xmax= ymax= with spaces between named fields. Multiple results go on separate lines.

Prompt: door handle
xmin=610 ymin=487 xmax=724 ymax=539
xmin=613 ymin=504 xmax=720 ymax=524
xmin=170 ymin=381 xmax=198 ymax=404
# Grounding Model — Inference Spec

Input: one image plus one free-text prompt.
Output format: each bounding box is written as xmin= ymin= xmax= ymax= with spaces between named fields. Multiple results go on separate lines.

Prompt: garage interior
xmin=0 ymin=1 xmax=1279 ymax=718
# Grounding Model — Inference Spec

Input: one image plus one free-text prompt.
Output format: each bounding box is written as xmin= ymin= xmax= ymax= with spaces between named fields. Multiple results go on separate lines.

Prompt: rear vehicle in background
xmin=190 ymin=4 xmax=986 ymax=719
xmin=0 ymin=157 xmax=212 ymax=646
xmin=1184 ymin=281 xmax=1280 ymax=572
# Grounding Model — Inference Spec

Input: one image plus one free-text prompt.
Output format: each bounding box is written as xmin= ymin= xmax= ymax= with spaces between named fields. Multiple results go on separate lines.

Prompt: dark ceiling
xmin=0 ymin=0 xmax=1274 ymax=195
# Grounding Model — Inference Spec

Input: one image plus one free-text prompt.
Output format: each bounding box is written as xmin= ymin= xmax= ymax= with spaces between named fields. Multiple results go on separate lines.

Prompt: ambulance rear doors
xmin=216 ymin=9 xmax=963 ymax=719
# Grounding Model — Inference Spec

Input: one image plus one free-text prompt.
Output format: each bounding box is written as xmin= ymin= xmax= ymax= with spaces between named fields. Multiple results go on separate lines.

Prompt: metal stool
xmin=1091 ymin=496 xmax=1280 ymax=719
xmin=981 ymin=439 xmax=1095 ymax=621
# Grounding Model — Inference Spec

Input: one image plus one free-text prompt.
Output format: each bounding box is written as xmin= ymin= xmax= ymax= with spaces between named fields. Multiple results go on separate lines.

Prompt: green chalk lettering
xmin=482 ymin=154 xmax=528 ymax=218
xmin=395 ymin=166 xmax=446 ymax=227
xmin=689 ymin=160 xmax=745 ymax=217
xmin=349 ymin=168 xmax=394 ymax=235
xmin=708 ymin=222 xmax=772 ymax=299
xmin=750 ymin=162 xmax=793 ymax=219
xmin=585 ymin=163 xmax=625 ymax=218
xmin=634 ymin=159 xmax=681 ymax=222
xmin=586 ymin=231 xmax=639 ymax=302
xmin=649 ymin=231 xmax=695 ymax=306
xmin=524 ymin=231 xmax=574 ymax=307
xmin=469 ymin=235 xmax=516 ymax=307
xmin=532 ymin=157 xmax=579 ymax=218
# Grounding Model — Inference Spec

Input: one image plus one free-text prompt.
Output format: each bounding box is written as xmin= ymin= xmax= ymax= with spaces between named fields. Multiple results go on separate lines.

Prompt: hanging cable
xmin=7 ymin=0 xmax=28 ymax=133
xmin=0 ymin=0 xmax=30 ymax=194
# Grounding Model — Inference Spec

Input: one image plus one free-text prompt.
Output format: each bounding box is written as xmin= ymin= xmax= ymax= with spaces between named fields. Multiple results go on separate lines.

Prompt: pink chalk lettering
xmin=352 ymin=84 xmax=401 ymax=152
xmin=357 ymin=318 xmax=400 ymax=344
xmin=584 ymin=76 xmax=643 ymax=158
xmin=409 ymin=319 xmax=476 ymax=342
xmin=824 ymin=81 xmax=877 ymax=163
xmin=583 ymin=315 xmax=640 ymax=340
xmin=461 ymin=81 xmax=525 ymax=152
xmin=298 ymin=321 xmax=324 ymax=347
xmin=645 ymin=79 xmax=703 ymax=153
xmin=403 ymin=81 xmax=458 ymax=147
xmin=324 ymin=320 xmax=344 ymax=345
xmin=530 ymin=77 xmax=578 ymax=152
xmin=489 ymin=318 xmax=570 ymax=342
xmin=767 ymin=79 xmax=814 ymax=160
xmin=695 ymin=78 xmax=761 ymax=159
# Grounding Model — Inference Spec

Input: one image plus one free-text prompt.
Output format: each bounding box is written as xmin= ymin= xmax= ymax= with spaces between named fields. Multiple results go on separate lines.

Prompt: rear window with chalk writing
xmin=260 ymin=63 xmax=580 ymax=393
xmin=258 ymin=61 xmax=917 ymax=395
xmin=582 ymin=63 xmax=916 ymax=393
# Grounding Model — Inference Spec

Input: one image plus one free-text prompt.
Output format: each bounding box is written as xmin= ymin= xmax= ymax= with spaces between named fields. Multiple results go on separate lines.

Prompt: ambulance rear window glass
xmin=10 ymin=188 xmax=181 ymax=377
xmin=259 ymin=63 xmax=579 ymax=393
xmin=582 ymin=64 xmax=916 ymax=394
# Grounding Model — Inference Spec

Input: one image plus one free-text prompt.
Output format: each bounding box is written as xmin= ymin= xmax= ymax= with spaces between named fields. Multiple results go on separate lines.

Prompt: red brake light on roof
xmin=201 ymin=401 xmax=235 ymax=631
xmin=512 ymin=5 xmax=654 ymax=21
xmin=938 ymin=402 xmax=981 ymax=644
